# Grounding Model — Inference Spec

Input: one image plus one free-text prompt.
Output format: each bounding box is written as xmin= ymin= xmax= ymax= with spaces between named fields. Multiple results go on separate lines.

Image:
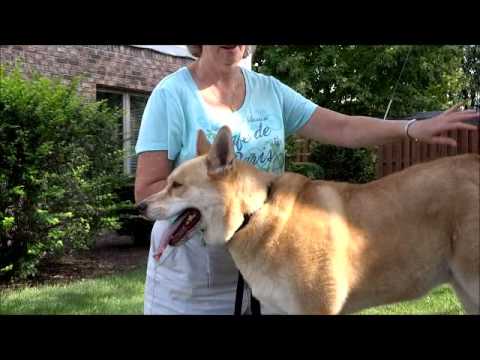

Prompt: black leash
xmin=234 ymin=271 xmax=244 ymax=315
xmin=234 ymin=271 xmax=261 ymax=315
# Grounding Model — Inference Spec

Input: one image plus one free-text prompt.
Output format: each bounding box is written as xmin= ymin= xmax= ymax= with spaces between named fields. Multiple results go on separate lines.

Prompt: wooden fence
xmin=376 ymin=129 xmax=479 ymax=178
xmin=289 ymin=137 xmax=314 ymax=163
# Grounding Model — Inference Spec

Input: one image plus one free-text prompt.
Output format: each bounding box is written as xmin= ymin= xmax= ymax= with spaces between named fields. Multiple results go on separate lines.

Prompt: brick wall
xmin=0 ymin=45 xmax=193 ymax=98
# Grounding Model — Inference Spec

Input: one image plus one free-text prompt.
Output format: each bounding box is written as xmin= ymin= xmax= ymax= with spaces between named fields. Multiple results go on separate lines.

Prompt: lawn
xmin=0 ymin=267 xmax=146 ymax=315
xmin=358 ymin=285 xmax=464 ymax=315
xmin=0 ymin=267 xmax=464 ymax=315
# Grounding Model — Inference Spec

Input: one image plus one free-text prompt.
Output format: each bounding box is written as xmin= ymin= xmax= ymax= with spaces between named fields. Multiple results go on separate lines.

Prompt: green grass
xmin=0 ymin=267 xmax=464 ymax=315
xmin=357 ymin=285 xmax=464 ymax=315
xmin=0 ymin=267 xmax=146 ymax=315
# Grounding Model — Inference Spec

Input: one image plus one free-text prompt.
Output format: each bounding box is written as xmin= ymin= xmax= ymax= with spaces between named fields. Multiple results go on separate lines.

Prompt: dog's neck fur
xmin=234 ymin=162 xmax=276 ymax=215
xmin=235 ymin=180 xmax=273 ymax=235
xmin=222 ymin=161 xmax=276 ymax=241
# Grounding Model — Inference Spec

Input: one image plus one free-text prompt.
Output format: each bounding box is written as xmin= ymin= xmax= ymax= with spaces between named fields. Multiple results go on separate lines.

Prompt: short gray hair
xmin=186 ymin=45 xmax=256 ymax=59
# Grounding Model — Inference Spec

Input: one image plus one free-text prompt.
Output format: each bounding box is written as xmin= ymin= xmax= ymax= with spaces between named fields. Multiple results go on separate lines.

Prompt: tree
xmin=462 ymin=45 xmax=480 ymax=108
xmin=254 ymin=45 xmax=465 ymax=118
xmin=253 ymin=45 xmax=467 ymax=183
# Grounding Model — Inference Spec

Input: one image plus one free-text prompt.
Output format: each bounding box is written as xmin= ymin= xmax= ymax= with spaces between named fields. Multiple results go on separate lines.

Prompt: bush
xmin=286 ymin=161 xmax=325 ymax=180
xmin=0 ymin=66 xmax=130 ymax=279
xmin=285 ymin=135 xmax=375 ymax=183
xmin=113 ymin=182 xmax=153 ymax=246
xmin=309 ymin=144 xmax=376 ymax=184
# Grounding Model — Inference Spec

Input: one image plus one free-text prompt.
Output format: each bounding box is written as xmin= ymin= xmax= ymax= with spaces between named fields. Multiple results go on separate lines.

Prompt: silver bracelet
xmin=404 ymin=118 xmax=419 ymax=142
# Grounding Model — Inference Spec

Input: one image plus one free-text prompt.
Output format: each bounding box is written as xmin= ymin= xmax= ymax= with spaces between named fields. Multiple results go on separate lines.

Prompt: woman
xmin=135 ymin=45 xmax=478 ymax=315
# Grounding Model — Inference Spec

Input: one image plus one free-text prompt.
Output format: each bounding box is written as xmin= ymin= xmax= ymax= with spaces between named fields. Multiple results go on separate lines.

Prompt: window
xmin=97 ymin=89 xmax=149 ymax=176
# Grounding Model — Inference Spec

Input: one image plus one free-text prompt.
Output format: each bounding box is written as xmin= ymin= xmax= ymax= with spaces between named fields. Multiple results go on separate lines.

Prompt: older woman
xmin=135 ymin=45 xmax=478 ymax=315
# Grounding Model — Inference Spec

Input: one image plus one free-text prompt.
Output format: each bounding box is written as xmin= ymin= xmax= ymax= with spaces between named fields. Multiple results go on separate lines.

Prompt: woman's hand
xmin=408 ymin=104 xmax=479 ymax=147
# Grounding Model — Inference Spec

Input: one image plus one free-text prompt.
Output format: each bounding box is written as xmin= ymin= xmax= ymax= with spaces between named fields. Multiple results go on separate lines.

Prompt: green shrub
xmin=0 ymin=65 xmax=130 ymax=279
xmin=113 ymin=182 xmax=153 ymax=246
xmin=285 ymin=135 xmax=375 ymax=183
xmin=287 ymin=162 xmax=325 ymax=180
xmin=309 ymin=144 xmax=376 ymax=184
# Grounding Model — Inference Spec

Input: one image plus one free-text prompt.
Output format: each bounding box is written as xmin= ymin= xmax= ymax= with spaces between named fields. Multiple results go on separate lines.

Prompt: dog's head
xmin=137 ymin=126 xmax=270 ymax=248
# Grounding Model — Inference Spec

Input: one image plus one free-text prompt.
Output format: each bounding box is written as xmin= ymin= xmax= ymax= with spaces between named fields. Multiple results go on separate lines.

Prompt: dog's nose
xmin=135 ymin=202 xmax=148 ymax=214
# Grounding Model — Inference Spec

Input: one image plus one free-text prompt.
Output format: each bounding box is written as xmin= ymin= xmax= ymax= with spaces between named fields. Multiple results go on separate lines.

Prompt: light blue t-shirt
xmin=135 ymin=66 xmax=317 ymax=173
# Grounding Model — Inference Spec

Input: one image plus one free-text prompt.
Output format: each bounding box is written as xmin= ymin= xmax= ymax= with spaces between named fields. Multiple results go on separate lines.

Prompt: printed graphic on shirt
xmin=204 ymin=113 xmax=285 ymax=174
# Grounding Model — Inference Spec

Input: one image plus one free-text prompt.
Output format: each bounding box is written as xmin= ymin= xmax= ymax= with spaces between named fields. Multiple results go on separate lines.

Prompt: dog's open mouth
xmin=153 ymin=208 xmax=202 ymax=260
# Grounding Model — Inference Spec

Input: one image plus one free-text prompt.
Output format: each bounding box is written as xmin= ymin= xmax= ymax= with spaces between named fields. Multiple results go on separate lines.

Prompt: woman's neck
xmin=190 ymin=57 xmax=242 ymax=89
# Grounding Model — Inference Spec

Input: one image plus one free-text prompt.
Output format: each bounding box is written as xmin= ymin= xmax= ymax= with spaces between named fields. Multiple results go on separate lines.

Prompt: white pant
xmin=143 ymin=220 xmax=251 ymax=315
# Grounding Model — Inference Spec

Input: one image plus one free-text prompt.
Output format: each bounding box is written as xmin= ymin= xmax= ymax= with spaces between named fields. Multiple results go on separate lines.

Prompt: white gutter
xmin=131 ymin=45 xmax=252 ymax=69
xmin=131 ymin=45 xmax=195 ymax=59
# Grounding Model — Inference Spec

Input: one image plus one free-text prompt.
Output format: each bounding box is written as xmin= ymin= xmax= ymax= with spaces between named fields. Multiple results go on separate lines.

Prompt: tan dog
xmin=138 ymin=126 xmax=480 ymax=314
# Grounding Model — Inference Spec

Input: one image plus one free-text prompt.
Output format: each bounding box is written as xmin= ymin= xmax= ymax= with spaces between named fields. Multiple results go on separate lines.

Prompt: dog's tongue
xmin=153 ymin=208 xmax=201 ymax=261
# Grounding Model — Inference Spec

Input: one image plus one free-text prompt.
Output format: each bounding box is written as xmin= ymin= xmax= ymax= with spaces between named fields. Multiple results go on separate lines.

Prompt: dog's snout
xmin=136 ymin=202 xmax=148 ymax=214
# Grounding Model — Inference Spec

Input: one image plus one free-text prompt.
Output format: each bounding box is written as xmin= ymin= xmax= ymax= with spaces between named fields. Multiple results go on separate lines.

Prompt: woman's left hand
xmin=409 ymin=104 xmax=479 ymax=147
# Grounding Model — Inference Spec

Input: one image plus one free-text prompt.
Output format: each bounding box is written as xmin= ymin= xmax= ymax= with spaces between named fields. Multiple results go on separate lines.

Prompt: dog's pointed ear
xmin=196 ymin=129 xmax=211 ymax=156
xmin=207 ymin=126 xmax=236 ymax=177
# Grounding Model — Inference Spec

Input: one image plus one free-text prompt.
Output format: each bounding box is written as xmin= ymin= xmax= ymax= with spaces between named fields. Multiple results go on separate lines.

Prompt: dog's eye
xmin=171 ymin=181 xmax=182 ymax=189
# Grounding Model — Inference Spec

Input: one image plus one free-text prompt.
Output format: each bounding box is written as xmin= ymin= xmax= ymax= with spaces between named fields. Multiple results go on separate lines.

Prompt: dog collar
xmin=233 ymin=182 xmax=272 ymax=236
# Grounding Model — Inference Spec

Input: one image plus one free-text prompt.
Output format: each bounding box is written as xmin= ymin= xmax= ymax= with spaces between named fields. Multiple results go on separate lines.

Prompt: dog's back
xmin=231 ymin=154 xmax=479 ymax=314
xmin=338 ymin=154 xmax=479 ymax=313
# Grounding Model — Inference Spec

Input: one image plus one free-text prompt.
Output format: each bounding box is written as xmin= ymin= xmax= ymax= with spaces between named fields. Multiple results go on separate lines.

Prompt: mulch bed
xmin=0 ymin=234 xmax=149 ymax=291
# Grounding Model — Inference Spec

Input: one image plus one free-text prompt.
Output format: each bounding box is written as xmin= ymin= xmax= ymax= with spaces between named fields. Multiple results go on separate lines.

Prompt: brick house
xmin=0 ymin=45 xmax=195 ymax=175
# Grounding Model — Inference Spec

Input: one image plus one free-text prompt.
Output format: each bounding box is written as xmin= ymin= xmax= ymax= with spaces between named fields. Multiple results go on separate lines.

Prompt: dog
xmin=137 ymin=126 xmax=480 ymax=314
